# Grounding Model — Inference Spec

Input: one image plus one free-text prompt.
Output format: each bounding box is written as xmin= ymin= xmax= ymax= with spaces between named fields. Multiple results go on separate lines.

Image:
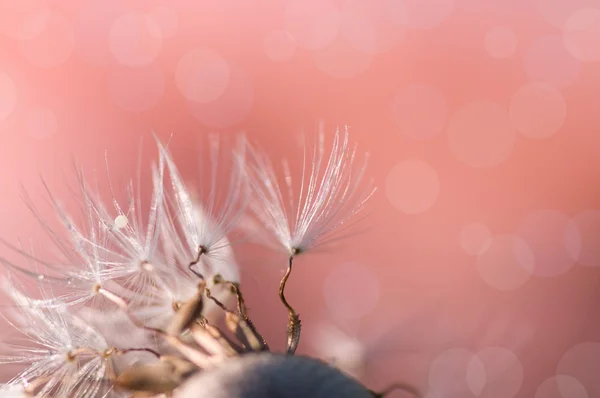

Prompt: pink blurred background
xmin=1 ymin=0 xmax=600 ymax=397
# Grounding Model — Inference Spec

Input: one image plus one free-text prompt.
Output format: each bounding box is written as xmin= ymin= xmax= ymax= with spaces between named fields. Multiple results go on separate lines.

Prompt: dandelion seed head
xmin=0 ymin=130 xmax=382 ymax=397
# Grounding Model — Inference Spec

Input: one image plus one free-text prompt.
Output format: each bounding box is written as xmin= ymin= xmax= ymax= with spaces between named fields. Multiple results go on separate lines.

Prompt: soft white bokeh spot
xmin=186 ymin=63 xmax=254 ymax=128
xmin=465 ymin=354 xmax=486 ymax=396
xmin=109 ymin=12 xmax=163 ymax=67
xmin=263 ymin=30 xmax=296 ymax=62
xmin=475 ymin=234 xmax=534 ymax=291
xmin=571 ymin=210 xmax=600 ymax=267
xmin=313 ymin=34 xmax=375 ymax=79
xmin=311 ymin=323 xmax=366 ymax=379
xmin=459 ymin=222 xmax=492 ymax=256
xmin=557 ymin=342 xmax=600 ymax=396
xmin=509 ymin=82 xmax=567 ymax=139
xmin=535 ymin=375 xmax=589 ymax=398
xmin=515 ymin=210 xmax=581 ymax=278
xmin=385 ymin=159 xmax=440 ymax=215
xmin=563 ymin=8 xmax=600 ymax=62
xmin=484 ymin=26 xmax=518 ymax=58
xmin=524 ymin=35 xmax=581 ymax=89
xmin=0 ymin=72 xmax=17 ymax=121
xmin=148 ymin=5 xmax=179 ymax=39
xmin=323 ymin=262 xmax=380 ymax=321
xmin=387 ymin=0 xmax=454 ymax=30
xmin=470 ymin=347 xmax=524 ymax=398
xmin=447 ymin=101 xmax=516 ymax=168
xmin=0 ymin=0 xmax=50 ymax=41
xmin=25 ymin=106 xmax=57 ymax=139
xmin=340 ymin=0 xmax=405 ymax=54
xmin=390 ymin=83 xmax=448 ymax=140
xmin=284 ymin=0 xmax=340 ymax=51
xmin=338 ymin=3 xmax=378 ymax=55
xmin=429 ymin=348 xmax=481 ymax=396
xmin=19 ymin=12 xmax=74 ymax=68
xmin=535 ymin=0 xmax=600 ymax=29
xmin=176 ymin=48 xmax=230 ymax=103
xmin=74 ymin=0 xmax=124 ymax=66
xmin=109 ymin=64 xmax=165 ymax=112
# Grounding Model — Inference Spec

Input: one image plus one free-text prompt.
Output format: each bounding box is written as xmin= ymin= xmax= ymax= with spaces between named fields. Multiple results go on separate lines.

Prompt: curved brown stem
xmin=279 ymin=256 xmax=301 ymax=355
xmin=188 ymin=246 xmax=207 ymax=279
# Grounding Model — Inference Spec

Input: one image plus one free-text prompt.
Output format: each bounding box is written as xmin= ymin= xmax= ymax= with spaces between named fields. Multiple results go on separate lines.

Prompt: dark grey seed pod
xmin=174 ymin=352 xmax=374 ymax=398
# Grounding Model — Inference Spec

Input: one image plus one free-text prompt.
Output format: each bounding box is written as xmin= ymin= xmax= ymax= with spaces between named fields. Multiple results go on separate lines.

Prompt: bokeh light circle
xmin=509 ymin=83 xmax=567 ymax=139
xmin=484 ymin=26 xmax=518 ymax=58
xmin=387 ymin=0 xmax=455 ymax=30
xmin=284 ymin=0 xmax=340 ymax=51
xmin=338 ymin=3 xmax=378 ymax=55
xmin=385 ymin=159 xmax=440 ymax=215
xmin=557 ymin=342 xmax=600 ymax=396
xmin=447 ymin=101 xmax=516 ymax=168
xmin=459 ymin=222 xmax=492 ymax=256
xmin=475 ymin=234 xmax=534 ymax=291
xmin=175 ymin=48 xmax=231 ymax=104
xmin=470 ymin=347 xmax=524 ymax=398
xmin=466 ymin=359 xmax=486 ymax=395
xmin=108 ymin=64 xmax=165 ymax=112
xmin=147 ymin=5 xmax=178 ymax=39
xmin=563 ymin=8 xmax=600 ymax=62
xmin=312 ymin=323 xmax=366 ymax=379
xmin=535 ymin=375 xmax=589 ymax=398
xmin=535 ymin=0 xmax=600 ymax=29
xmin=429 ymin=348 xmax=481 ymax=396
xmin=25 ymin=106 xmax=57 ymax=139
xmin=0 ymin=0 xmax=50 ymax=41
xmin=524 ymin=35 xmax=580 ymax=89
xmin=390 ymin=83 xmax=448 ymax=140
xmin=19 ymin=12 xmax=75 ymax=68
xmin=263 ymin=30 xmax=296 ymax=62
xmin=340 ymin=0 xmax=405 ymax=54
xmin=313 ymin=35 xmax=375 ymax=79
xmin=74 ymin=0 xmax=124 ymax=67
xmin=109 ymin=11 xmax=163 ymax=67
xmin=186 ymin=63 xmax=254 ymax=129
xmin=323 ymin=262 xmax=380 ymax=321
xmin=515 ymin=210 xmax=581 ymax=277
xmin=571 ymin=210 xmax=600 ymax=267
xmin=0 ymin=73 xmax=17 ymax=121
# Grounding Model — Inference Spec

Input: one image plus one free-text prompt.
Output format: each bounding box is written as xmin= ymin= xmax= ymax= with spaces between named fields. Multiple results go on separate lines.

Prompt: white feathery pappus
xmin=0 ymin=127 xmax=419 ymax=398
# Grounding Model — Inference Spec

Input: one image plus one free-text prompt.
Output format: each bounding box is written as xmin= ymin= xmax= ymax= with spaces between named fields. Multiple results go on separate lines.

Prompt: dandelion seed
xmin=244 ymin=125 xmax=376 ymax=354
xmin=245 ymin=125 xmax=376 ymax=257
xmin=153 ymin=134 xmax=246 ymax=324
xmin=0 ymin=182 xmax=116 ymax=310
xmin=155 ymin=134 xmax=246 ymax=284
xmin=89 ymin=152 xmax=169 ymax=294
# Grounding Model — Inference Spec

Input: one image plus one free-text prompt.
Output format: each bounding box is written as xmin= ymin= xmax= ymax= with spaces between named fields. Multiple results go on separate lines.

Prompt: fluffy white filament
xmin=0 ymin=281 xmax=113 ymax=397
xmin=244 ymin=126 xmax=376 ymax=256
